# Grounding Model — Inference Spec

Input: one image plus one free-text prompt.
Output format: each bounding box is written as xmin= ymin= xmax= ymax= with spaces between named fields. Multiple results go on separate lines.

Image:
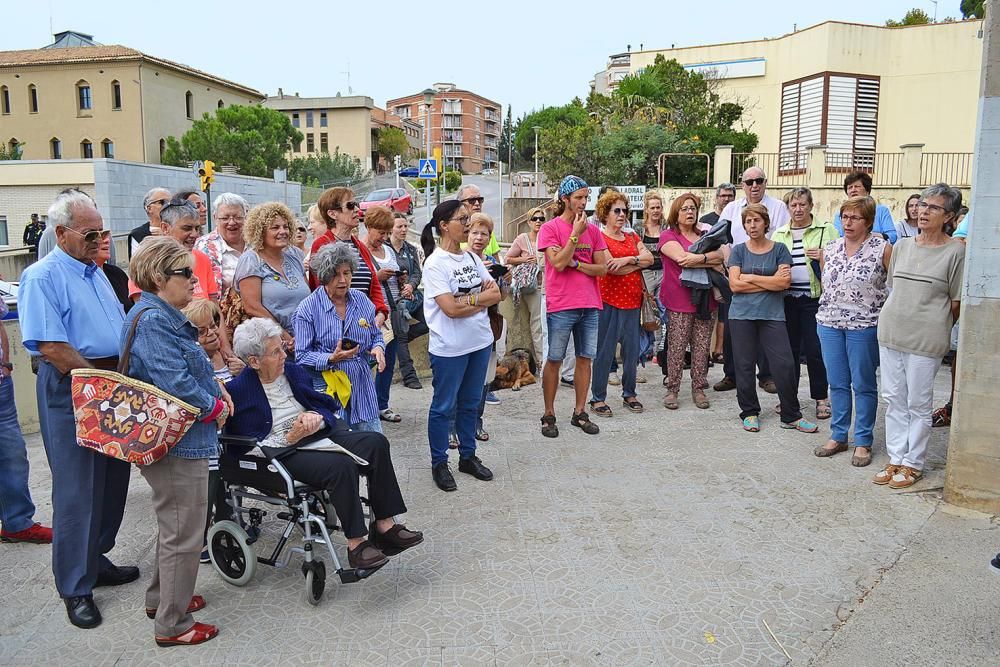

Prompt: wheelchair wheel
xmin=208 ymin=520 xmax=257 ymax=586
xmin=302 ymin=560 xmax=326 ymax=605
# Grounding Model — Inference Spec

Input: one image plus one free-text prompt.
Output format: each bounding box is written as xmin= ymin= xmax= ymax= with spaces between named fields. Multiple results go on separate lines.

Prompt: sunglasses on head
xmin=336 ymin=201 xmax=359 ymax=211
xmin=743 ymin=177 xmax=766 ymax=186
xmin=163 ymin=267 xmax=194 ymax=279
xmin=462 ymin=196 xmax=485 ymax=206
xmin=530 ymin=215 xmax=546 ymax=222
xmin=61 ymin=227 xmax=111 ymax=244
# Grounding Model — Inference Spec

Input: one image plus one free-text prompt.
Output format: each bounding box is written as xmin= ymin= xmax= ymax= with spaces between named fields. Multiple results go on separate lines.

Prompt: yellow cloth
xmin=321 ymin=370 xmax=352 ymax=407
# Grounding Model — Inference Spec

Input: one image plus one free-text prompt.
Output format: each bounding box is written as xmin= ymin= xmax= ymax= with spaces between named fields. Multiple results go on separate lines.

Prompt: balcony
xmin=484 ymin=121 xmax=499 ymax=136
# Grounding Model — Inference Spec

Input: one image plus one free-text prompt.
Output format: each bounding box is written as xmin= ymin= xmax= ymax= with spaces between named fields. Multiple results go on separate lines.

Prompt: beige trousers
xmin=140 ymin=455 xmax=209 ymax=637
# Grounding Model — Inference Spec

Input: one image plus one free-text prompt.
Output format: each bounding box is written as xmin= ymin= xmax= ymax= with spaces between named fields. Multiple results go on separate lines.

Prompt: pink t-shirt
xmin=657 ymin=229 xmax=717 ymax=314
xmin=537 ymin=216 xmax=608 ymax=313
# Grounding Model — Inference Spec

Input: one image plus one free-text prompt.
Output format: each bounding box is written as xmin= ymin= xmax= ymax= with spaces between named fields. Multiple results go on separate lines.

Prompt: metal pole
xmin=205 ymin=184 xmax=212 ymax=233
xmin=498 ymin=160 xmax=504 ymax=241
xmin=425 ymin=101 xmax=431 ymax=220
xmin=533 ymin=128 xmax=539 ymax=198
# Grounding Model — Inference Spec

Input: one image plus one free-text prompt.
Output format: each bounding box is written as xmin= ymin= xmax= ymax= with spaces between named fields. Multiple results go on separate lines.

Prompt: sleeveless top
xmin=816 ymin=235 xmax=888 ymax=330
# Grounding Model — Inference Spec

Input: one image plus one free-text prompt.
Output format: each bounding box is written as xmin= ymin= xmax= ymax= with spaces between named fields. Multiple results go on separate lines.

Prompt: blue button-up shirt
xmin=292 ymin=287 xmax=384 ymax=425
xmin=122 ymin=292 xmax=221 ymax=460
xmin=19 ymin=247 xmax=125 ymax=357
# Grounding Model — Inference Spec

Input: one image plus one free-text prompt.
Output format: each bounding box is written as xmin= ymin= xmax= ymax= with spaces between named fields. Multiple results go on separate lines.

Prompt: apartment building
xmin=590 ymin=20 xmax=985 ymax=162
xmin=0 ymin=31 xmax=263 ymax=164
xmin=386 ymin=83 xmax=501 ymax=174
xmin=371 ymin=105 xmax=423 ymax=170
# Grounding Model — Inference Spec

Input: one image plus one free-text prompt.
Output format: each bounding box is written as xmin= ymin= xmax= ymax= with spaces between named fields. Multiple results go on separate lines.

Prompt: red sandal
xmin=145 ymin=595 xmax=206 ymax=619
xmin=155 ymin=621 xmax=219 ymax=647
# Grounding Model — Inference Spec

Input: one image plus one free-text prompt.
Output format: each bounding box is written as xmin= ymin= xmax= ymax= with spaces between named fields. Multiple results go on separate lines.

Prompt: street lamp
xmin=422 ymin=87 xmax=435 ymax=218
xmin=532 ymin=125 xmax=541 ymax=197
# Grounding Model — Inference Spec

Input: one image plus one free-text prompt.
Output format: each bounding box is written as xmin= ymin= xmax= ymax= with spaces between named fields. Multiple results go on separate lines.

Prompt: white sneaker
xmin=609 ymin=372 xmax=621 ymax=386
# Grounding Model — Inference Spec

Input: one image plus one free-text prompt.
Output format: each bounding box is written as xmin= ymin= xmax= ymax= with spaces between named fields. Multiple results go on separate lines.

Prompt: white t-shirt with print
xmin=422 ymin=248 xmax=494 ymax=357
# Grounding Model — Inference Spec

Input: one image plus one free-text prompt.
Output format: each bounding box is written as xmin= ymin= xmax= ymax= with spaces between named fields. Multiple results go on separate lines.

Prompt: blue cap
xmin=558 ymin=175 xmax=589 ymax=199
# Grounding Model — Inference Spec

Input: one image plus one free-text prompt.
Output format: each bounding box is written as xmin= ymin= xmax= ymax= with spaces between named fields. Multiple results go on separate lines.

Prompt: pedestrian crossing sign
xmin=418 ymin=159 xmax=437 ymax=179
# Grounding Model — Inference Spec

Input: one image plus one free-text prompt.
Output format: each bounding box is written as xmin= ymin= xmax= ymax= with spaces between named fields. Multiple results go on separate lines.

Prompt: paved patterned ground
xmin=0 ymin=363 xmax=968 ymax=665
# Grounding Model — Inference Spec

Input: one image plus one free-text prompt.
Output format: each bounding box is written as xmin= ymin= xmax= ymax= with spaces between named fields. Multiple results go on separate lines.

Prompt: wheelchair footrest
xmin=338 ymin=562 xmax=385 ymax=583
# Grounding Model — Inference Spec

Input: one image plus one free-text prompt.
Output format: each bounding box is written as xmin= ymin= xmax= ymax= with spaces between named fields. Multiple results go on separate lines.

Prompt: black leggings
xmin=729 ymin=319 xmax=802 ymax=423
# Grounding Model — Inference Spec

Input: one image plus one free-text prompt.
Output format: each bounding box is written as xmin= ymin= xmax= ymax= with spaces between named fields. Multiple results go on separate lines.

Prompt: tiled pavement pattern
xmin=0 ymin=364 xmax=962 ymax=665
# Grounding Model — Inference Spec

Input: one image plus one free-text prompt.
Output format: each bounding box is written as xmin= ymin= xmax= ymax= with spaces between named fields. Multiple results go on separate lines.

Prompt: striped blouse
xmin=292 ymin=287 xmax=385 ymax=426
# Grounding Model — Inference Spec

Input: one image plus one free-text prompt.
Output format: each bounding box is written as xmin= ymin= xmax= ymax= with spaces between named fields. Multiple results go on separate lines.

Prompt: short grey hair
xmin=456 ymin=184 xmax=480 ymax=200
xmin=716 ymin=182 xmax=736 ymax=196
xmin=312 ymin=242 xmax=357 ymax=286
xmin=741 ymin=166 xmax=767 ymax=181
xmin=921 ymin=183 xmax=963 ymax=216
xmin=212 ymin=192 xmax=249 ymax=217
xmin=143 ymin=187 xmax=170 ymax=209
xmin=233 ymin=317 xmax=283 ymax=363
xmin=48 ymin=189 xmax=97 ymax=229
xmin=160 ymin=199 xmax=199 ymax=227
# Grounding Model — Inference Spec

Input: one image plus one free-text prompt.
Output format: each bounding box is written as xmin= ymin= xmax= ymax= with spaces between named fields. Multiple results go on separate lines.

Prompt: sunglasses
xmin=743 ymin=178 xmax=766 ymax=186
xmin=612 ymin=207 xmax=629 ymax=215
xmin=163 ymin=267 xmax=194 ymax=279
xmin=146 ymin=198 xmax=169 ymax=208
xmin=530 ymin=216 xmax=546 ymax=222
xmin=61 ymin=226 xmax=112 ymax=243
xmin=297 ymin=226 xmax=307 ymax=233
xmin=336 ymin=201 xmax=360 ymax=211
xmin=462 ymin=196 xmax=485 ymax=206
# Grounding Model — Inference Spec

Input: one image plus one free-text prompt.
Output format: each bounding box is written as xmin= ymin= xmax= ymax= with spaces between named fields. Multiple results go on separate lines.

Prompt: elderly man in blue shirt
xmin=18 ymin=190 xmax=137 ymax=630
xmin=832 ymin=171 xmax=898 ymax=244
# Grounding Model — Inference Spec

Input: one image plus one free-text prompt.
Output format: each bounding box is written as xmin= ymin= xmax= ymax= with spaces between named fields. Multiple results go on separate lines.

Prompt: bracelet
xmin=703 ymin=253 xmax=708 ymax=264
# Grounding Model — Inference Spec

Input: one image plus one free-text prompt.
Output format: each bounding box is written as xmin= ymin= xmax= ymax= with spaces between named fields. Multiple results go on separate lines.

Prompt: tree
xmin=498 ymin=105 xmax=514 ymax=169
xmin=287 ymin=151 xmax=369 ymax=188
xmin=0 ymin=142 xmax=22 ymax=160
xmin=376 ymin=127 xmax=411 ymax=162
xmin=513 ymin=100 xmax=589 ymax=164
xmin=885 ymin=8 xmax=932 ymax=26
xmin=162 ymin=105 xmax=303 ymax=177
xmin=961 ymin=0 xmax=985 ymax=18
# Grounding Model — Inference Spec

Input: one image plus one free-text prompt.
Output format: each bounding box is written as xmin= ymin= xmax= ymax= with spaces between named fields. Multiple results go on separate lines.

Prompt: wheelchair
xmin=207 ymin=435 xmax=387 ymax=605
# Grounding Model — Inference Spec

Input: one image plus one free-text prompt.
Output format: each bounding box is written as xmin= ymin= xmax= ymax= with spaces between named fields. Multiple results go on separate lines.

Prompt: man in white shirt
xmin=720 ymin=167 xmax=790 ymax=244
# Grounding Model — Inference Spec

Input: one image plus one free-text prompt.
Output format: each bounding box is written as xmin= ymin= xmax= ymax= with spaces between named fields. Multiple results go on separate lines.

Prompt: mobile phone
xmin=341 ymin=338 xmax=359 ymax=351
xmin=488 ymin=264 xmax=510 ymax=281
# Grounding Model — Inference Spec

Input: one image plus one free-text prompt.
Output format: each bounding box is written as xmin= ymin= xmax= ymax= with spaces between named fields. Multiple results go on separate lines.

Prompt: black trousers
xmin=266 ymin=428 xmax=406 ymax=539
xmin=721 ymin=302 xmax=771 ymax=381
xmin=783 ymin=296 xmax=828 ymax=401
xmin=729 ymin=319 xmax=801 ymax=422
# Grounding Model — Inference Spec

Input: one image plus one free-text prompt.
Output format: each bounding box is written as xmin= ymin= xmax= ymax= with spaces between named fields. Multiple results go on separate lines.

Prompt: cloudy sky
xmin=4 ymin=0 xmax=965 ymax=121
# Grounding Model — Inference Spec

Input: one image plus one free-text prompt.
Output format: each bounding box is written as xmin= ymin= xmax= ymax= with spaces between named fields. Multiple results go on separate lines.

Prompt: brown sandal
xmin=663 ymin=393 xmax=679 ymax=410
xmin=813 ymin=441 xmax=848 ymax=458
xmin=692 ymin=391 xmax=709 ymax=409
xmin=851 ymin=447 xmax=872 ymax=467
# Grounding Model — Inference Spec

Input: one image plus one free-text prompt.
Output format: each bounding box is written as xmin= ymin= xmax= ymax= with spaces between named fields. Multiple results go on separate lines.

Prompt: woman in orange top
xmin=589 ymin=191 xmax=654 ymax=417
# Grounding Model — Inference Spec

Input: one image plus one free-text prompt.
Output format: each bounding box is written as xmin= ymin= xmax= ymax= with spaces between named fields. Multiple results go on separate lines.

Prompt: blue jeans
xmin=591 ymin=305 xmax=640 ymax=403
xmin=428 ymin=345 xmax=492 ymax=466
xmin=375 ymin=338 xmax=398 ymax=412
xmin=817 ymin=325 xmax=879 ymax=446
xmin=546 ymin=308 xmax=599 ymax=362
xmin=0 ymin=377 xmax=36 ymax=533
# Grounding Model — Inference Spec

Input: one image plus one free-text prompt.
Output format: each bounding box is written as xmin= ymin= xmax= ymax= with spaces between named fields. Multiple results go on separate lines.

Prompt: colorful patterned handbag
xmin=70 ymin=308 xmax=199 ymax=466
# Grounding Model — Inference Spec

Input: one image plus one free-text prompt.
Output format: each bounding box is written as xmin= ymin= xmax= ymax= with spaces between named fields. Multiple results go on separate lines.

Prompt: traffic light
xmin=198 ymin=160 xmax=216 ymax=192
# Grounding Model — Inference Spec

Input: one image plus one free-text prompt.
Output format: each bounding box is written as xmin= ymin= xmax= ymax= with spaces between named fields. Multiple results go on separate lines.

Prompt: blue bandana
xmin=558 ymin=175 xmax=589 ymax=199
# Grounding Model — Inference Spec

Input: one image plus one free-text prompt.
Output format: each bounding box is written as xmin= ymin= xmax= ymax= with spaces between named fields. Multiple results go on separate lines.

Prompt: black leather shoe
xmin=458 ymin=456 xmax=493 ymax=481
xmin=432 ymin=462 xmax=457 ymax=492
xmin=95 ymin=564 xmax=140 ymax=588
xmin=65 ymin=595 xmax=102 ymax=629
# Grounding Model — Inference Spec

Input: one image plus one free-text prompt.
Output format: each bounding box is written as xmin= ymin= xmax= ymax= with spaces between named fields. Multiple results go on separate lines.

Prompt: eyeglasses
xmin=448 ymin=215 xmax=471 ymax=225
xmin=679 ymin=206 xmax=698 ymax=213
xmin=216 ymin=215 xmax=246 ymax=223
xmin=743 ymin=178 xmax=766 ymax=186
xmin=462 ymin=196 xmax=485 ymax=206
xmin=917 ymin=201 xmax=946 ymax=214
xmin=530 ymin=216 xmax=546 ymax=222
xmin=841 ymin=214 xmax=866 ymax=222
xmin=612 ymin=207 xmax=629 ymax=215
xmin=146 ymin=198 xmax=169 ymax=208
xmin=336 ymin=201 xmax=359 ymax=211
xmin=163 ymin=267 xmax=194 ymax=279
xmin=60 ymin=226 xmax=112 ymax=244
xmin=297 ymin=226 xmax=307 ymax=233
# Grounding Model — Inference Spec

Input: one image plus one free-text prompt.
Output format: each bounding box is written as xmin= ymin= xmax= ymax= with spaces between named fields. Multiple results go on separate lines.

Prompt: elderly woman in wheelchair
xmin=220 ymin=317 xmax=422 ymax=586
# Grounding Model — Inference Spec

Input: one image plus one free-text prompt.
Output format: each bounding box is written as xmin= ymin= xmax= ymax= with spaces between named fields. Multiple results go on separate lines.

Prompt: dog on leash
xmin=490 ymin=348 xmax=537 ymax=392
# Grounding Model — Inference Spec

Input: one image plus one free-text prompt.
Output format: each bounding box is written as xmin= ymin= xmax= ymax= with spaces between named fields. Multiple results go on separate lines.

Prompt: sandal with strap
xmin=873 ymin=464 xmax=901 ymax=485
xmin=155 ymin=622 xmax=219 ymax=647
xmin=448 ymin=432 xmax=459 ymax=449
xmin=146 ymin=595 xmax=206 ymax=619
xmin=622 ymin=397 xmax=644 ymax=413
xmin=540 ymin=414 xmax=559 ymax=438
xmin=589 ymin=401 xmax=614 ymax=418
xmin=816 ymin=399 xmax=832 ymax=420
xmin=692 ymin=391 xmax=709 ymax=409
xmin=851 ymin=447 xmax=872 ymax=467
xmin=663 ymin=393 xmax=679 ymax=410
xmin=742 ymin=415 xmax=760 ymax=432
xmin=932 ymin=403 xmax=952 ymax=427
xmin=475 ymin=427 xmax=490 ymax=442
xmin=570 ymin=411 xmax=600 ymax=435
xmin=379 ymin=409 xmax=402 ymax=423
xmin=888 ymin=465 xmax=924 ymax=489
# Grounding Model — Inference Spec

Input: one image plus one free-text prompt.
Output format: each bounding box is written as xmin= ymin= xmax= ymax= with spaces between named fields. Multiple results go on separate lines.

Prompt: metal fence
xmin=920 ymin=153 xmax=974 ymax=187
xmin=730 ymin=153 xmax=807 ymax=187
xmin=823 ymin=152 xmax=903 ymax=188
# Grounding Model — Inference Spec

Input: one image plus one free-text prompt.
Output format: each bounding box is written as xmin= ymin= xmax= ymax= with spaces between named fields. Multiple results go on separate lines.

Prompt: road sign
xmin=418 ymin=159 xmax=438 ymax=179
xmin=586 ymin=185 xmax=647 ymax=211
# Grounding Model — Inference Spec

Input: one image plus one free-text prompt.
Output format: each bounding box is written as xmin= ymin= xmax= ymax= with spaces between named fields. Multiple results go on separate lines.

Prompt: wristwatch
xmin=568 ymin=235 xmax=579 ymax=244
xmin=632 ymin=256 xmax=639 ymax=266
xmin=570 ymin=259 xmax=580 ymax=269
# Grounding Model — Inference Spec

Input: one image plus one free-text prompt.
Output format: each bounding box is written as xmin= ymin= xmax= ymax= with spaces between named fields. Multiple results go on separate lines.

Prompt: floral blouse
xmin=816 ymin=235 xmax=888 ymax=330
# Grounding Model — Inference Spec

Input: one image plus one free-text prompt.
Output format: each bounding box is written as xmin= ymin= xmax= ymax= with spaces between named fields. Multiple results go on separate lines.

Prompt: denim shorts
xmin=546 ymin=308 xmax=599 ymax=362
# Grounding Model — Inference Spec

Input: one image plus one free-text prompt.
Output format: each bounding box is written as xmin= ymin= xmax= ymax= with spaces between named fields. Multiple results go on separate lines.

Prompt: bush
xmin=444 ymin=170 xmax=462 ymax=192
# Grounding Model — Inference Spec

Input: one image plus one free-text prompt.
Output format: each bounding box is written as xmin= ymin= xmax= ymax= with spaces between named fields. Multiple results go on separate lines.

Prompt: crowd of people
xmin=0 ymin=167 xmax=968 ymax=645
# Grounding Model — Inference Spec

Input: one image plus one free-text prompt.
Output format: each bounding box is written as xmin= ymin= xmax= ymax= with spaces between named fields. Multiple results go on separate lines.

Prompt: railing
xmin=823 ymin=152 xmax=903 ymax=187
xmin=510 ymin=199 xmax=559 ymax=238
xmin=920 ymin=153 xmax=974 ymax=186
xmin=730 ymin=152 xmax=807 ymax=187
